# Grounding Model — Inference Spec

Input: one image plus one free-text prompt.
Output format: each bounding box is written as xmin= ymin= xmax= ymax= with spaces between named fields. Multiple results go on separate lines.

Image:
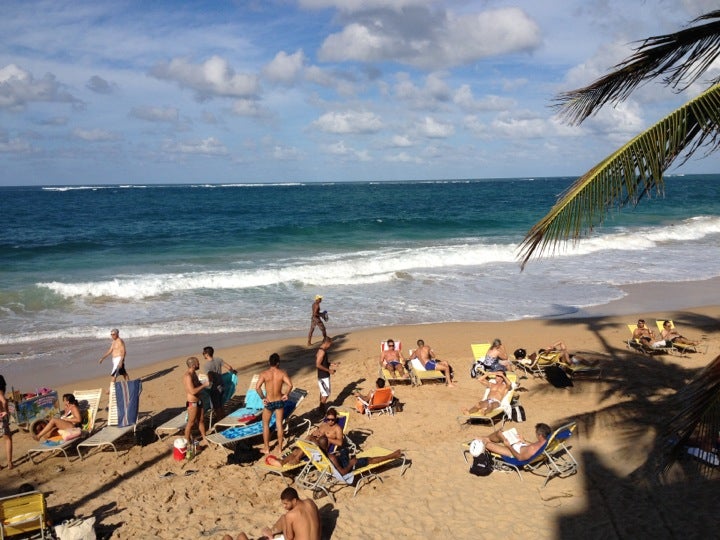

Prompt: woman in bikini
xmin=33 ymin=393 xmax=83 ymax=441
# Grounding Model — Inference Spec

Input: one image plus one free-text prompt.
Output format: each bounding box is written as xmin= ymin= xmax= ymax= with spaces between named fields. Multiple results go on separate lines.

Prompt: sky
xmin=1 ymin=0 xmax=719 ymax=186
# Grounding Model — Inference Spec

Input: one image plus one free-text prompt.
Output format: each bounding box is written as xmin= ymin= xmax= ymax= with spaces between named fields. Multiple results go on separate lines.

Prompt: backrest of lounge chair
xmin=380 ymin=340 xmax=402 ymax=352
xmin=0 ymin=491 xmax=47 ymax=538
xmin=545 ymin=422 xmax=576 ymax=454
xmin=499 ymin=438 xmax=550 ymax=467
xmin=471 ymin=343 xmax=490 ymax=361
xmin=73 ymin=389 xmax=103 ymax=433
xmin=370 ymin=387 xmax=393 ymax=407
xmin=656 ymin=320 xmax=674 ymax=333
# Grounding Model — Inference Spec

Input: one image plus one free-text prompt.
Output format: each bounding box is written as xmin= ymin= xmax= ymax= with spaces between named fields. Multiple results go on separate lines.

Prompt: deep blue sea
xmin=1 ymin=175 xmax=719 ymax=375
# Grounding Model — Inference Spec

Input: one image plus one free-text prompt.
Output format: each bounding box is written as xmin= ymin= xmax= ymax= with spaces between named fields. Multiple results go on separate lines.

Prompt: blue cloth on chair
xmin=114 ymin=379 xmax=142 ymax=427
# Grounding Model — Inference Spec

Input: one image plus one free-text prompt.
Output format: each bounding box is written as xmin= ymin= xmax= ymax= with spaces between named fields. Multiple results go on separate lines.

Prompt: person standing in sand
xmin=307 ymin=295 xmax=328 ymax=346
xmin=222 ymin=487 xmax=321 ymax=540
xmin=257 ymin=353 xmax=293 ymax=455
xmin=98 ymin=328 xmax=129 ymax=383
xmin=184 ymin=356 xmax=210 ymax=446
xmin=316 ymin=337 xmax=338 ymax=415
xmin=408 ymin=339 xmax=455 ymax=387
xmin=201 ymin=346 xmax=235 ymax=422
xmin=0 ymin=375 xmax=13 ymax=470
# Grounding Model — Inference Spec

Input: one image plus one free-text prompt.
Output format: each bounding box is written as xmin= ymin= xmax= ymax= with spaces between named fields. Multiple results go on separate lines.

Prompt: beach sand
xmin=1 ymin=291 xmax=719 ymax=538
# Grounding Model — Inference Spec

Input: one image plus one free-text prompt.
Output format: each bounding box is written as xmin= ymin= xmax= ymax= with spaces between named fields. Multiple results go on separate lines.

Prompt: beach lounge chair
xmin=155 ymin=372 xmax=241 ymax=441
xmin=0 ymin=491 xmax=49 ymax=539
xmin=356 ymin=386 xmax=394 ymax=418
xmin=536 ymin=350 xmax=601 ymax=379
xmin=626 ymin=324 xmax=675 ymax=356
xmin=253 ymin=408 xmax=354 ymax=483
xmin=27 ymin=388 xmax=103 ymax=464
xmin=206 ymin=388 xmax=307 ymax=452
xmin=293 ymin=439 xmax=408 ymax=502
xmin=655 ymin=320 xmax=707 ymax=355
xmin=379 ymin=340 xmax=412 ymax=385
xmin=210 ymin=374 xmax=264 ymax=431
xmin=407 ymin=358 xmax=447 ymax=386
xmin=513 ymin=352 xmax=546 ymax=379
xmin=457 ymin=381 xmax=516 ymax=427
xmin=77 ymin=379 xmax=147 ymax=459
xmin=463 ymin=421 xmax=578 ymax=487
xmin=469 ymin=343 xmax=491 ymax=377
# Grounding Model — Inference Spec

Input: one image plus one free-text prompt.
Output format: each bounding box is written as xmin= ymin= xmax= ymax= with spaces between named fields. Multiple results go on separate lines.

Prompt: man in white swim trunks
xmin=461 ymin=371 xmax=511 ymax=415
xmin=99 ymin=328 xmax=129 ymax=383
xmin=482 ymin=422 xmax=551 ymax=461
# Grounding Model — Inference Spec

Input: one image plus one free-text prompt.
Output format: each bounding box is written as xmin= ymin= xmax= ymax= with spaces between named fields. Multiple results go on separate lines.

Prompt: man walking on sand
xmin=98 ymin=328 xmax=129 ymax=383
xmin=307 ymin=295 xmax=328 ymax=346
xmin=316 ymin=337 xmax=339 ymax=415
xmin=256 ymin=353 xmax=293 ymax=455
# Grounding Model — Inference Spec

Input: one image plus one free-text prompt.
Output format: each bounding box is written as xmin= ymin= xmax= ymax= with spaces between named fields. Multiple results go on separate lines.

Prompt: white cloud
xmin=313 ymin=111 xmax=383 ymax=134
xmin=300 ymin=0 xmax=432 ymax=12
xmin=491 ymin=112 xmax=547 ymax=139
xmin=150 ymin=56 xmax=259 ymax=101
xmin=163 ymin=137 xmax=228 ymax=156
xmin=0 ymin=136 xmax=31 ymax=153
xmin=232 ymin=98 xmax=267 ymax=117
xmin=73 ymin=128 xmax=119 ymax=141
xmin=417 ymin=116 xmax=454 ymax=138
xmin=129 ymin=106 xmax=179 ymax=123
xmin=391 ymin=134 xmax=413 ymax=147
xmin=0 ymin=64 xmax=80 ymax=110
xmin=385 ymin=151 xmax=423 ymax=163
xmin=263 ymin=50 xmax=305 ymax=85
xmin=323 ymin=140 xmax=371 ymax=160
xmin=272 ymin=145 xmax=301 ymax=160
xmin=453 ymin=85 xmax=515 ymax=112
xmin=318 ymin=7 xmax=542 ymax=70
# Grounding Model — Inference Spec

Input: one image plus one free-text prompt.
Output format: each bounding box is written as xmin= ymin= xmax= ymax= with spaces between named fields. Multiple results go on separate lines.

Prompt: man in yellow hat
xmin=307 ymin=295 xmax=328 ymax=346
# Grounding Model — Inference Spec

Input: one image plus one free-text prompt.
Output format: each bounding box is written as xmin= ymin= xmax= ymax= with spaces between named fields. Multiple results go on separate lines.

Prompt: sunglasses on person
xmin=325 ymin=417 xmax=337 ymax=423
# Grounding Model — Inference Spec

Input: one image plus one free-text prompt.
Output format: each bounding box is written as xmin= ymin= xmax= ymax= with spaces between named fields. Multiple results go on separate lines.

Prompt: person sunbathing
xmin=317 ymin=435 xmax=402 ymax=475
xmin=540 ymin=340 xmax=598 ymax=367
xmin=633 ymin=319 xmax=657 ymax=347
xmin=408 ymin=339 xmax=455 ymax=387
xmin=32 ymin=393 xmax=82 ymax=441
xmin=660 ymin=320 xmax=700 ymax=346
xmin=264 ymin=408 xmax=344 ymax=467
xmin=482 ymin=423 xmax=552 ymax=461
xmin=380 ymin=339 xmax=408 ymax=378
xmin=462 ymin=371 xmax=510 ymax=414
xmin=482 ymin=338 xmax=515 ymax=372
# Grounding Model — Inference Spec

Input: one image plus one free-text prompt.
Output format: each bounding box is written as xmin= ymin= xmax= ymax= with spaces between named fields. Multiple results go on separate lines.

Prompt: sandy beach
xmin=1 ymin=287 xmax=719 ymax=539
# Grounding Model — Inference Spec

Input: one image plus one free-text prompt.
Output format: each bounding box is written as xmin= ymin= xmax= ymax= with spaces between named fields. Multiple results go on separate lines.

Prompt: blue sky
xmin=1 ymin=0 xmax=719 ymax=185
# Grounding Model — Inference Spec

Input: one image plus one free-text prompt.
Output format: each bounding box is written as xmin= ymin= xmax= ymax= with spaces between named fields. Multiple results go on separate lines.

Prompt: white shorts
xmin=318 ymin=377 xmax=330 ymax=398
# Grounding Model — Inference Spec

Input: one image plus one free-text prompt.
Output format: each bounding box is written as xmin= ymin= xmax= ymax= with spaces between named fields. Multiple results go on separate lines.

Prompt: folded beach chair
xmin=155 ymin=372 xmax=242 ymax=441
xmin=379 ymin=340 xmax=411 ymax=385
xmin=27 ymin=388 xmax=103 ymax=464
xmin=626 ymin=324 xmax=675 ymax=356
xmin=0 ymin=491 xmax=49 ymax=539
xmin=254 ymin=408 xmax=354 ymax=483
xmin=293 ymin=439 xmax=408 ymax=502
xmin=356 ymin=386 xmax=394 ymax=418
xmin=655 ymin=320 xmax=707 ymax=355
xmin=457 ymin=383 xmax=516 ymax=427
xmin=77 ymin=379 xmax=147 ymax=459
xmin=206 ymin=388 xmax=307 ymax=452
xmin=463 ymin=421 xmax=579 ymax=487
xmin=407 ymin=358 xmax=447 ymax=386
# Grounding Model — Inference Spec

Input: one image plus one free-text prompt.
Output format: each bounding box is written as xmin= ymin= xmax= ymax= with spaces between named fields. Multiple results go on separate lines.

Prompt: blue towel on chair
xmin=115 ymin=379 xmax=142 ymax=427
xmin=218 ymin=399 xmax=299 ymax=440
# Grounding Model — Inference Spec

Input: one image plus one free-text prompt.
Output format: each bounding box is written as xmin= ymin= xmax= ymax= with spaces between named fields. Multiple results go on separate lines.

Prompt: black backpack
xmin=469 ymin=452 xmax=494 ymax=476
xmin=545 ymin=365 xmax=574 ymax=388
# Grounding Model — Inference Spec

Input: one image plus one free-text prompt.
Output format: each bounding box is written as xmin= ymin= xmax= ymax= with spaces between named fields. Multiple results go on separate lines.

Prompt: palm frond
xmin=519 ymin=83 xmax=720 ymax=269
xmin=555 ymin=10 xmax=720 ymax=125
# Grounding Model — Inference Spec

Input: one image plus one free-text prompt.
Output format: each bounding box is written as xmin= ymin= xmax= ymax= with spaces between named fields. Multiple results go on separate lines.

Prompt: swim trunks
xmin=385 ymin=360 xmax=401 ymax=368
xmin=511 ymin=441 xmax=529 ymax=453
xmin=186 ymin=400 xmax=202 ymax=408
xmin=265 ymin=400 xmax=285 ymax=411
xmin=111 ymin=356 xmax=128 ymax=377
xmin=318 ymin=377 xmax=331 ymax=398
xmin=424 ymin=360 xmax=436 ymax=370
xmin=355 ymin=457 xmax=369 ymax=468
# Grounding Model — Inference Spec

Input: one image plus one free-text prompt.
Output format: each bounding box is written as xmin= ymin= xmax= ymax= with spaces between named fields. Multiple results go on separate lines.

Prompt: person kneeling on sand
xmin=223 ymin=487 xmax=321 ymax=540
xmin=461 ymin=371 xmax=510 ymax=415
xmin=482 ymin=423 xmax=552 ymax=461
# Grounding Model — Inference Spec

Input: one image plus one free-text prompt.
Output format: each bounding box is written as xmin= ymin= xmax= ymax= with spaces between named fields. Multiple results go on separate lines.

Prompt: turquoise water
xmin=1 ymin=175 xmax=719 ymax=356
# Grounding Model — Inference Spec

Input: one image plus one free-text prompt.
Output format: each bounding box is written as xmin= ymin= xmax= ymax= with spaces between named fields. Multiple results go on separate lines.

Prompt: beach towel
xmin=217 ymin=398 xmax=296 ymax=439
xmin=114 ymin=379 xmax=142 ymax=427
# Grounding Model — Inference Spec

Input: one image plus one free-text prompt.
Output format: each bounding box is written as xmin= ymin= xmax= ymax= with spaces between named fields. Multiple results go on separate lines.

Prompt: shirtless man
xmin=265 ymin=407 xmax=344 ymax=467
xmin=184 ymin=356 xmax=210 ymax=446
xmin=380 ymin=339 xmax=407 ymax=378
xmin=408 ymin=339 xmax=455 ymax=387
xmin=99 ymin=328 xmax=129 ymax=383
xmin=223 ymin=487 xmax=321 ymax=540
xmin=316 ymin=337 xmax=338 ymax=415
xmin=257 ymin=353 xmax=293 ymax=454
xmin=307 ymin=295 xmax=327 ymax=346
xmin=482 ymin=422 xmax=551 ymax=461
xmin=633 ymin=319 xmax=657 ymax=347
xmin=660 ymin=320 xmax=700 ymax=346
xmin=462 ymin=371 xmax=510 ymax=414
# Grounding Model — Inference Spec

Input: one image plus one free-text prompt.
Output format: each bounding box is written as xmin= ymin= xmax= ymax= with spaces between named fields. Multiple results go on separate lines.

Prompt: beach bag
xmin=545 ymin=365 xmax=573 ymax=388
xmin=469 ymin=452 xmax=493 ymax=476
xmin=134 ymin=422 xmax=155 ymax=447
xmin=470 ymin=361 xmax=483 ymax=379
xmin=511 ymin=405 xmax=526 ymax=422
xmin=54 ymin=517 xmax=96 ymax=540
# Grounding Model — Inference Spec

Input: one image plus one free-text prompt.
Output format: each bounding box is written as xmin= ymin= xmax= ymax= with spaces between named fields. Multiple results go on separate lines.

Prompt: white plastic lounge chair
xmin=27 ymin=388 xmax=103 ymax=464
xmin=206 ymin=388 xmax=307 ymax=452
xmin=77 ymin=380 xmax=147 ymax=459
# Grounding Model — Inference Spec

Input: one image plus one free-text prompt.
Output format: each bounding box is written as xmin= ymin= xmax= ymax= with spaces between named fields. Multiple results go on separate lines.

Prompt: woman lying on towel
xmin=33 ymin=393 xmax=82 ymax=441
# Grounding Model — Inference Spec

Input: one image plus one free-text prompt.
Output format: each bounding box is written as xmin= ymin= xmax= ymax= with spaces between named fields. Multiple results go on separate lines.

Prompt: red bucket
xmin=173 ymin=438 xmax=188 ymax=461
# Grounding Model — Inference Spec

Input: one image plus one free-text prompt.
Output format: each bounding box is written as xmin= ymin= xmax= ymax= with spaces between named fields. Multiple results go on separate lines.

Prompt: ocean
xmin=1 ymin=175 xmax=719 ymax=384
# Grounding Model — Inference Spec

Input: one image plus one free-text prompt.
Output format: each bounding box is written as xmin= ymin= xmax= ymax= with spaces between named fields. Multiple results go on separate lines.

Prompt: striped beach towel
xmin=114 ymin=379 xmax=142 ymax=427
